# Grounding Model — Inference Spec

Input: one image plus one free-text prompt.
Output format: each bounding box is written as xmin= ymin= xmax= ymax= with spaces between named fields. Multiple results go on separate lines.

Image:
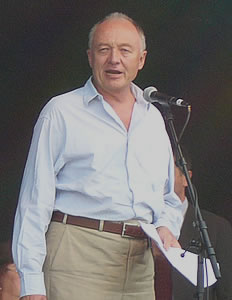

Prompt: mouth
xmin=105 ymin=69 xmax=123 ymax=75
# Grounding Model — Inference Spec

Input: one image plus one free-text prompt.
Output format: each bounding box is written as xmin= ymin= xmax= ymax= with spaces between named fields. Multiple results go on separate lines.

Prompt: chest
xmin=110 ymin=101 xmax=134 ymax=130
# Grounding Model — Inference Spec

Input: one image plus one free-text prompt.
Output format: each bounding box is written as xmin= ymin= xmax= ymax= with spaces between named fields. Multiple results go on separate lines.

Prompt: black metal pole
xmin=156 ymin=103 xmax=221 ymax=300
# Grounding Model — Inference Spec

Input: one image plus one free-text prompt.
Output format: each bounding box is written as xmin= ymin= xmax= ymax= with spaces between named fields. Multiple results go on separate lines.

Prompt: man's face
xmin=87 ymin=18 xmax=147 ymax=95
xmin=174 ymin=165 xmax=188 ymax=202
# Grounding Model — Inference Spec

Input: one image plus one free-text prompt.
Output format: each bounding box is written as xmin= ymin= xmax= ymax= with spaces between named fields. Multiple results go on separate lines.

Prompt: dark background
xmin=1 ymin=0 xmax=232 ymax=241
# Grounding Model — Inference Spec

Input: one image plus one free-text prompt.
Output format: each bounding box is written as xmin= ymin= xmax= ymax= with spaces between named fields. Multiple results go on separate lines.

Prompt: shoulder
xmin=39 ymin=86 xmax=85 ymax=119
xmin=180 ymin=205 xmax=232 ymax=255
xmin=182 ymin=204 xmax=232 ymax=238
xmin=187 ymin=204 xmax=232 ymax=231
xmin=201 ymin=208 xmax=232 ymax=231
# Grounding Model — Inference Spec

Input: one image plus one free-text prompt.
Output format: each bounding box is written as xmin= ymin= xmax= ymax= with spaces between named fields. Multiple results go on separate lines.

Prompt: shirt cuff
xmin=19 ymin=272 xmax=46 ymax=297
xmin=154 ymin=219 xmax=180 ymax=239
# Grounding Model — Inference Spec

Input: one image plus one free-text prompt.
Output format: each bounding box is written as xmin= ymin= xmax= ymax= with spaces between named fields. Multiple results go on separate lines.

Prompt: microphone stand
xmin=157 ymin=103 xmax=221 ymax=300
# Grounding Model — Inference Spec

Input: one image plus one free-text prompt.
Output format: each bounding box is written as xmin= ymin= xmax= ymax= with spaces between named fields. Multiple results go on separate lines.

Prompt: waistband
xmin=51 ymin=211 xmax=147 ymax=239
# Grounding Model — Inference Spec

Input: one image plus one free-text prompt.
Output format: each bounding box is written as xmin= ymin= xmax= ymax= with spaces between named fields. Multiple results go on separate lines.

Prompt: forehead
xmin=92 ymin=18 xmax=141 ymax=48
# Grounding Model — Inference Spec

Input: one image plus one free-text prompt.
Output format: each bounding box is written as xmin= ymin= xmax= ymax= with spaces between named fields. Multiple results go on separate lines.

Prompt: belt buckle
xmin=121 ymin=222 xmax=140 ymax=238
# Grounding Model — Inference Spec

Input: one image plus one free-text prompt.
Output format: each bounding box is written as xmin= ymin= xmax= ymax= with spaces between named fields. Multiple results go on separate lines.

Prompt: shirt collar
xmin=130 ymin=82 xmax=150 ymax=110
xmin=83 ymin=77 xmax=100 ymax=105
xmin=83 ymin=77 xmax=150 ymax=110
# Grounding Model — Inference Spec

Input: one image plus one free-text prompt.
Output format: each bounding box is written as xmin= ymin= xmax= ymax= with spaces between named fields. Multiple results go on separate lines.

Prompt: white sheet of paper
xmin=140 ymin=222 xmax=218 ymax=287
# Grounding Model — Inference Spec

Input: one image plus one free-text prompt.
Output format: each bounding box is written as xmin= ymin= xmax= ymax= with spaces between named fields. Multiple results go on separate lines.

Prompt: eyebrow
xmin=119 ymin=43 xmax=133 ymax=48
xmin=96 ymin=43 xmax=133 ymax=49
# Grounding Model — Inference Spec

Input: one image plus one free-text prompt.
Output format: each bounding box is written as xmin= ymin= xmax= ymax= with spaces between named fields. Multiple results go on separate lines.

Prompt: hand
xmin=157 ymin=226 xmax=181 ymax=250
xmin=20 ymin=296 xmax=47 ymax=300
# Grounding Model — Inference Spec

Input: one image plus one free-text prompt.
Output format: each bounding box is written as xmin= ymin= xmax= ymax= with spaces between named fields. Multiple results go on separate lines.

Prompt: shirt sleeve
xmin=12 ymin=112 xmax=63 ymax=297
xmin=154 ymin=143 xmax=183 ymax=238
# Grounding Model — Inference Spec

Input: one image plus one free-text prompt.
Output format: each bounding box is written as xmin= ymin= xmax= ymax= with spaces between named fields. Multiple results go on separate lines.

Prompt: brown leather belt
xmin=51 ymin=211 xmax=147 ymax=239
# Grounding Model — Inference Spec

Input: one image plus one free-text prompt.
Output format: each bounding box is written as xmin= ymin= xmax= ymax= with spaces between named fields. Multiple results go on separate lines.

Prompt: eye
xmin=121 ymin=48 xmax=130 ymax=53
xmin=99 ymin=47 xmax=109 ymax=53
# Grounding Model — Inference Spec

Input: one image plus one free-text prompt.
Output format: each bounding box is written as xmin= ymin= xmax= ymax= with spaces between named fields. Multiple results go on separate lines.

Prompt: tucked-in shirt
xmin=12 ymin=78 xmax=182 ymax=296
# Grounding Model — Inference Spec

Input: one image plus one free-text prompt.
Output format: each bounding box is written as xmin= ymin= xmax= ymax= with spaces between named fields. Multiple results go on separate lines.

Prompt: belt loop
xmin=98 ymin=220 xmax=104 ymax=231
xmin=62 ymin=214 xmax=68 ymax=224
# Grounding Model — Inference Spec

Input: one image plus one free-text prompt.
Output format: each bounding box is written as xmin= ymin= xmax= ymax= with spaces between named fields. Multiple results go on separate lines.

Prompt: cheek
xmin=125 ymin=61 xmax=139 ymax=76
xmin=93 ymin=56 xmax=108 ymax=70
xmin=129 ymin=57 xmax=144 ymax=73
xmin=87 ymin=51 xmax=94 ymax=68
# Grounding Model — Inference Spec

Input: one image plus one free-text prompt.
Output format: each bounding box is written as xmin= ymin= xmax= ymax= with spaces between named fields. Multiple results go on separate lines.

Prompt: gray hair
xmin=88 ymin=12 xmax=146 ymax=51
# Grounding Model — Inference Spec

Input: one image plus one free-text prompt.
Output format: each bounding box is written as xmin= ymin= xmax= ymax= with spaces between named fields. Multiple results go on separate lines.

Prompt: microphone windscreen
xmin=143 ymin=86 xmax=157 ymax=102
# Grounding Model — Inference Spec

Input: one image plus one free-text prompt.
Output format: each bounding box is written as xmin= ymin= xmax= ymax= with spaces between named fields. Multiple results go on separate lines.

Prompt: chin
xmin=106 ymin=80 xmax=129 ymax=90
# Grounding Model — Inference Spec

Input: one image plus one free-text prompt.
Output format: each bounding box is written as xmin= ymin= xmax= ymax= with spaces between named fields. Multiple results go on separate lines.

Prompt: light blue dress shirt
xmin=12 ymin=77 xmax=182 ymax=296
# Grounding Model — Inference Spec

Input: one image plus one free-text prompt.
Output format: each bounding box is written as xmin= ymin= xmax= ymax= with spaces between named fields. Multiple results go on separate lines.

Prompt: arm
xmin=157 ymin=226 xmax=181 ymax=250
xmin=12 ymin=110 xmax=63 ymax=297
xmin=154 ymin=143 xmax=183 ymax=242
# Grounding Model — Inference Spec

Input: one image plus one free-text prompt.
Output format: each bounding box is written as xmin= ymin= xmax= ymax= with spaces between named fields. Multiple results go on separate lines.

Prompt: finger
xmin=170 ymin=239 xmax=181 ymax=248
xmin=163 ymin=237 xmax=172 ymax=250
xmin=163 ymin=236 xmax=181 ymax=250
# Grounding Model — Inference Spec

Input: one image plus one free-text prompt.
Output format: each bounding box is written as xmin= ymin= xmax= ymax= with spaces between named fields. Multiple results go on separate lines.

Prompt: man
xmin=12 ymin=12 xmax=182 ymax=300
xmin=0 ymin=238 xmax=20 ymax=300
xmin=172 ymin=150 xmax=232 ymax=299
xmin=0 ymin=263 xmax=20 ymax=300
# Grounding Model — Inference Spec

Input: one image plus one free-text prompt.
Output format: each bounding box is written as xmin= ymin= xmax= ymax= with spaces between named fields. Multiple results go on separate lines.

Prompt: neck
xmin=94 ymin=84 xmax=134 ymax=105
xmin=179 ymin=192 xmax=186 ymax=203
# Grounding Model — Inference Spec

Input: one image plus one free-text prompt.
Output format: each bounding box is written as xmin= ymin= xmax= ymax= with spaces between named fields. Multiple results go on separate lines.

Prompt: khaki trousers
xmin=43 ymin=221 xmax=155 ymax=300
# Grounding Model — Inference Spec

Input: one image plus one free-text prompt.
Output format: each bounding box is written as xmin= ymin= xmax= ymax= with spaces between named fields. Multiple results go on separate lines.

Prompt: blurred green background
xmin=1 ymin=0 xmax=231 ymax=241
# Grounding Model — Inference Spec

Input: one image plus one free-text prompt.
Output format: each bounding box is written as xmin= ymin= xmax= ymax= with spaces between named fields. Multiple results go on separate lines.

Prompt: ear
xmin=87 ymin=49 xmax=92 ymax=68
xmin=138 ymin=50 xmax=147 ymax=70
xmin=188 ymin=170 xmax=192 ymax=179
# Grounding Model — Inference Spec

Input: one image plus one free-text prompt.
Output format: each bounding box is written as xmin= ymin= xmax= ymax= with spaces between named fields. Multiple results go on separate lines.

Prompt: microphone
xmin=143 ymin=86 xmax=190 ymax=107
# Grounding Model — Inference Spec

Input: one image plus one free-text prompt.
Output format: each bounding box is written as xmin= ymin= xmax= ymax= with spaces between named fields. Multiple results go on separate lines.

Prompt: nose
xmin=108 ymin=48 xmax=120 ymax=65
